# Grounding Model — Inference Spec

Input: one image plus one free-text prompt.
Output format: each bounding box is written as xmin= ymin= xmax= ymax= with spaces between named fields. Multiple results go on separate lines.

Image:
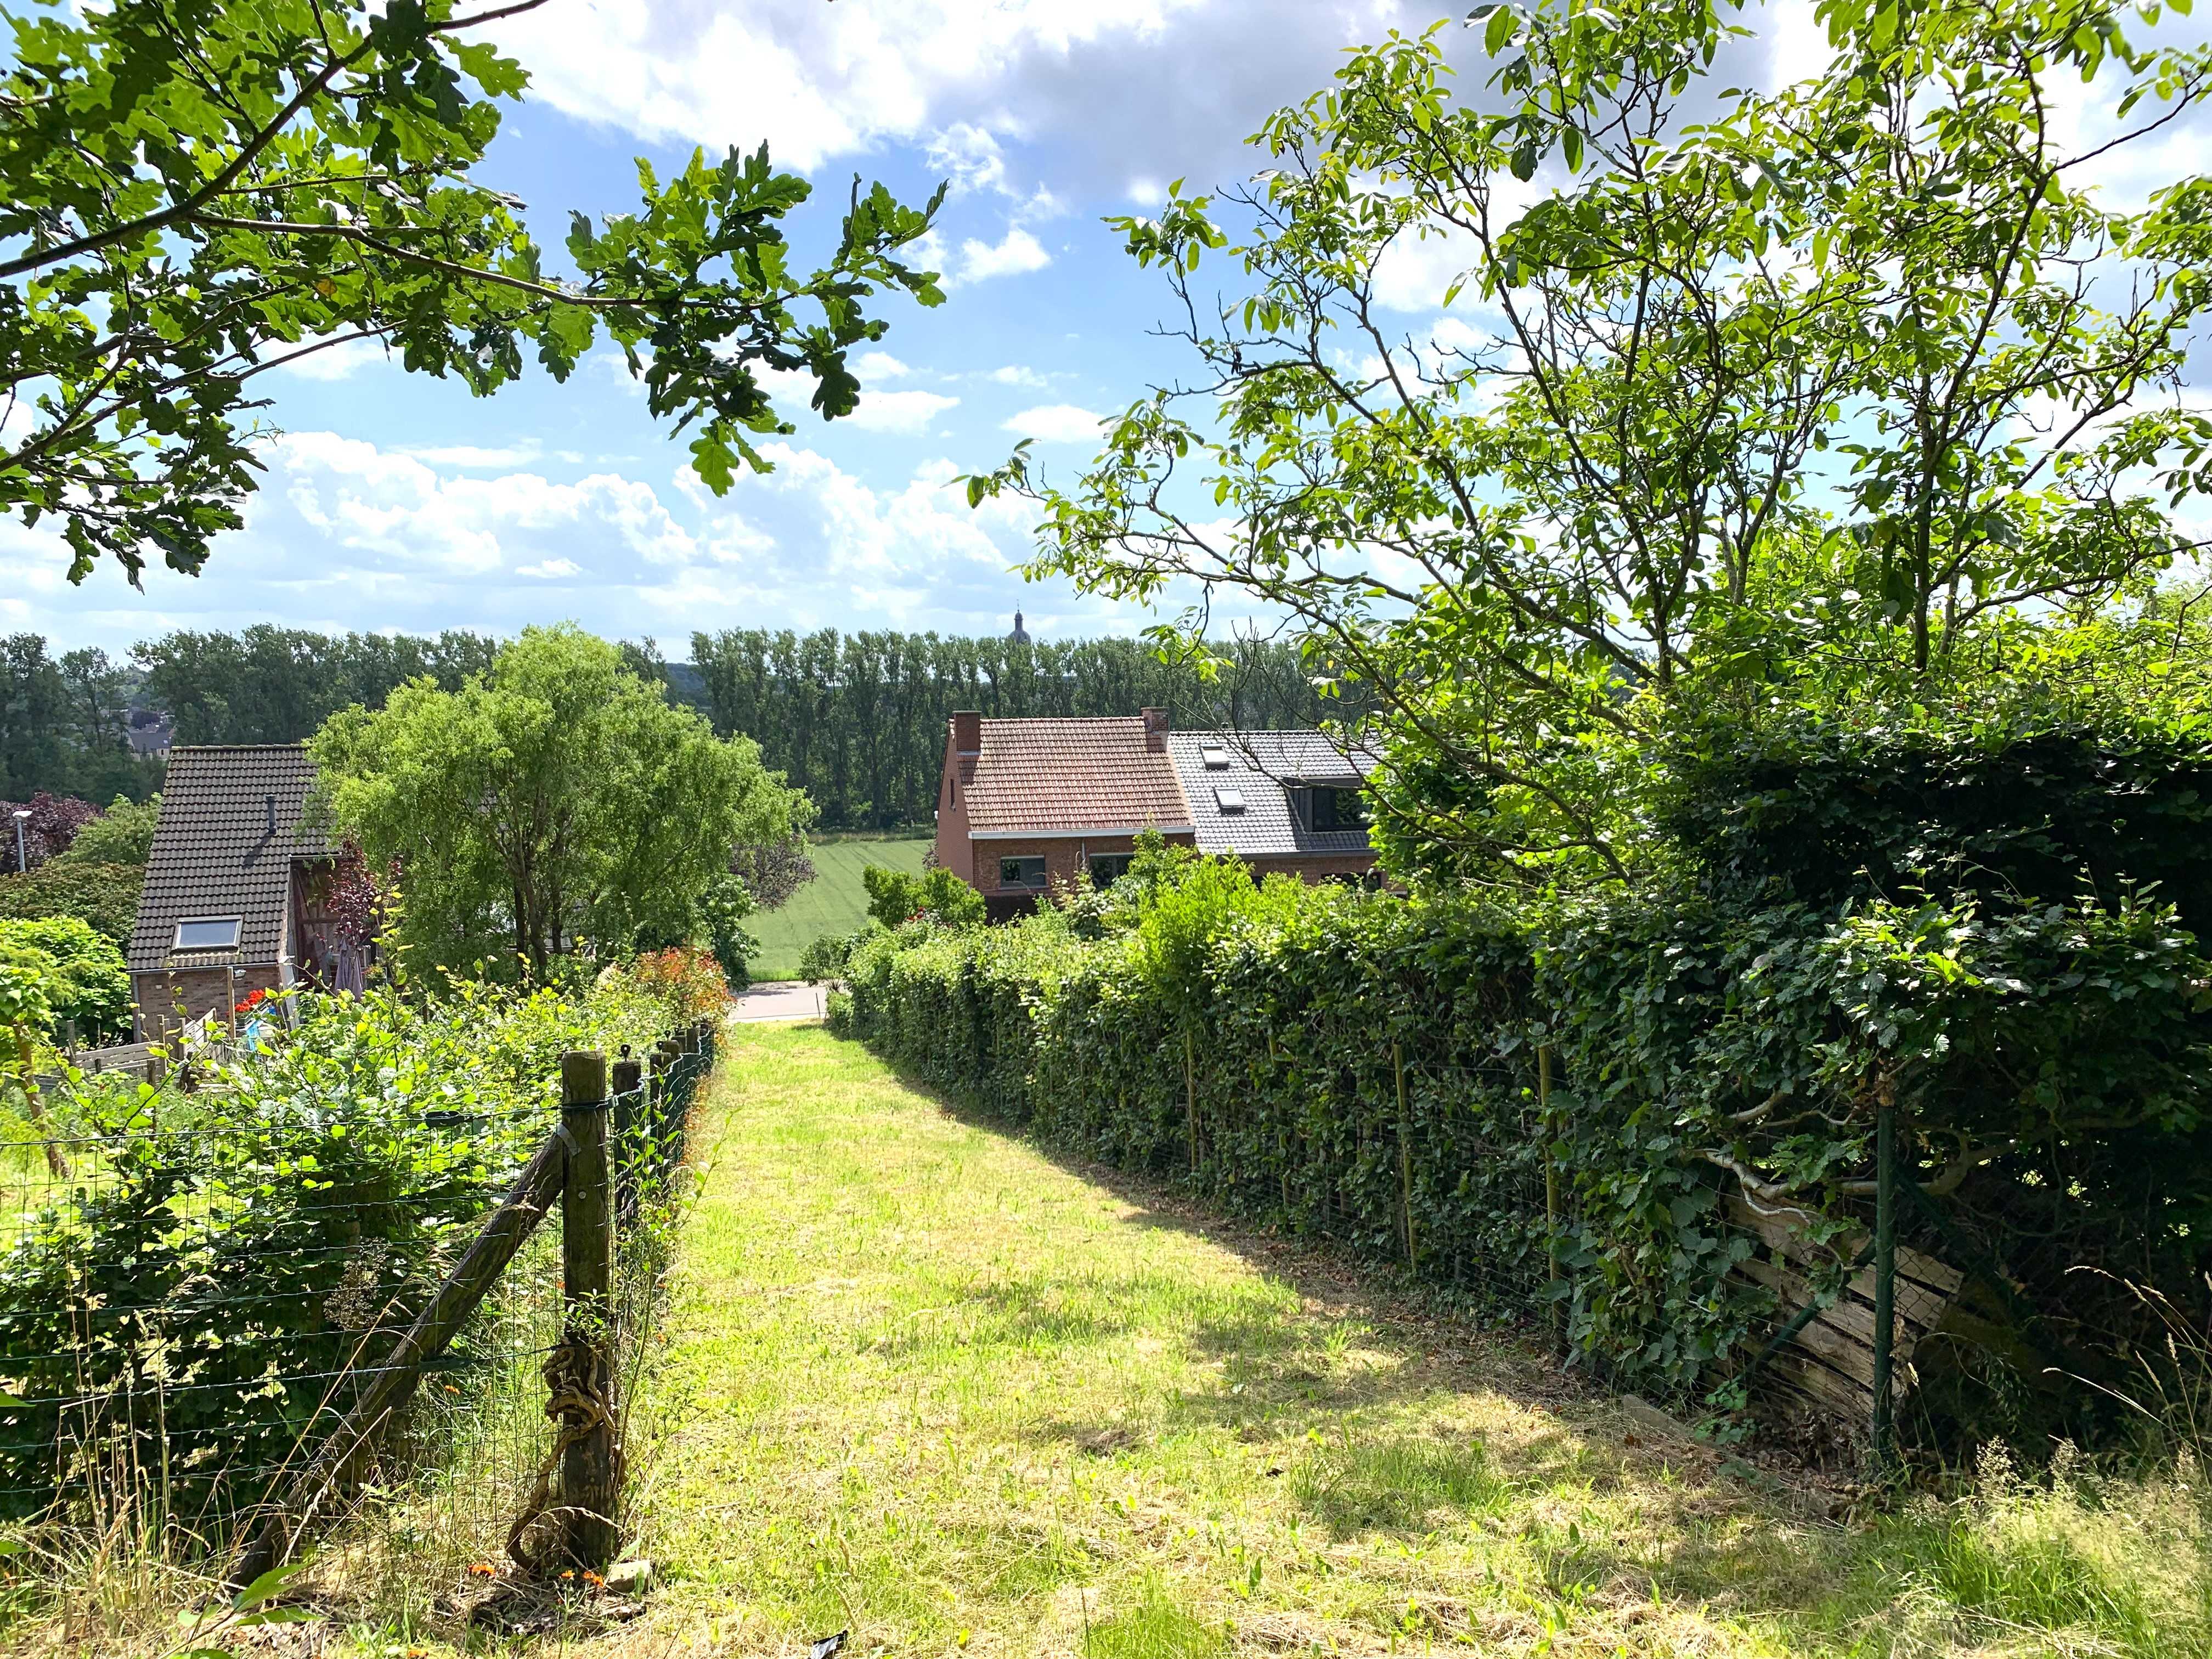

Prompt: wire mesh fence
xmin=0 ymin=1019 xmax=718 ymax=1577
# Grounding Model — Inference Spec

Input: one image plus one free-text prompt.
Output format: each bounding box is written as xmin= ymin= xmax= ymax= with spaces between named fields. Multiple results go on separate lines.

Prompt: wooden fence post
xmin=558 ymin=1050 xmax=620 ymax=1571
xmin=611 ymin=1052 xmax=642 ymax=1221
xmin=230 ymin=1128 xmax=570 ymax=1588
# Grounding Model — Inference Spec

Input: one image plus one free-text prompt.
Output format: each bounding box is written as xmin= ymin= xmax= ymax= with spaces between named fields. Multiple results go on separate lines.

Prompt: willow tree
xmin=311 ymin=625 xmax=806 ymax=977
xmin=974 ymin=0 xmax=2212 ymax=884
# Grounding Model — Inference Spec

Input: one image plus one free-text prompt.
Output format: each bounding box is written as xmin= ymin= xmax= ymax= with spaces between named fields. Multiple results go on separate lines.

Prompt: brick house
xmin=934 ymin=709 xmax=1195 ymax=921
xmin=126 ymin=746 xmax=357 ymax=1041
xmin=1164 ymin=730 xmax=1379 ymax=882
xmin=934 ymin=710 xmax=1378 ymax=917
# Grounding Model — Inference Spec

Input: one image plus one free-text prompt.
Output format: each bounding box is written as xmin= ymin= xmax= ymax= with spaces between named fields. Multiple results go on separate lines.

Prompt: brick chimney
xmin=953 ymin=710 xmax=981 ymax=754
xmin=1141 ymin=707 xmax=1169 ymax=753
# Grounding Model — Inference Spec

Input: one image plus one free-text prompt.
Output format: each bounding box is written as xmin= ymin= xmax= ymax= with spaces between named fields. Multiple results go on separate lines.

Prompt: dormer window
xmin=1307 ymin=787 xmax=1370 ymax=832
xmin=173 ymin=917 xmax=242 ymax=951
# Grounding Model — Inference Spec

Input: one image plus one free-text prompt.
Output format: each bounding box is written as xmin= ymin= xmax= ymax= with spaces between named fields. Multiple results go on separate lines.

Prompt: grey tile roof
xmin=128 ymin=746 xmax=328 ymax=973
xmin=1166 ymin=732 xmax=1378 ymax=860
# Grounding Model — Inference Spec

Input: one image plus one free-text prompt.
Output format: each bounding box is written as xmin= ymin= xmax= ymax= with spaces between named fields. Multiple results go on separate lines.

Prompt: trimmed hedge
xmin=0 ymin=861 xmax=143 ymax=946
xmin=844 ymin=878 xmax=2212 ymax=1440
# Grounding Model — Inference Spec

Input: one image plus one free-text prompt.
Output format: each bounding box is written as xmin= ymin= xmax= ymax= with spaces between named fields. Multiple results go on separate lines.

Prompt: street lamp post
xmin=10 ymin=809 xmax=27 ymax=876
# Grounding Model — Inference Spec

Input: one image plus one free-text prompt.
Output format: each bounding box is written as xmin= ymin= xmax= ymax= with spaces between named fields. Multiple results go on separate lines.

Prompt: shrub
xmin=842 ymin=858 xmax=2212 ymax=1438
xmin=0 ymin=916 xmax=130 ymax=1045
xmin=861 ymin=864 xmax=985 ymax=930
xmin=50 ymin=793 xmax=159 ymax=867
xmin=0 ymin=972 xmax=672 ymax=1521
xmin=0 ymin=860 xmax=143 ymax=945
xmin=617 ymin=944 xmax=732 ymax=1023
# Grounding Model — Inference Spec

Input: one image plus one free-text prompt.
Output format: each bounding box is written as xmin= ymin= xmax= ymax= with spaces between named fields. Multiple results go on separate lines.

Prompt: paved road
xmin=730 ymin=980 xmax=826 ymax=1022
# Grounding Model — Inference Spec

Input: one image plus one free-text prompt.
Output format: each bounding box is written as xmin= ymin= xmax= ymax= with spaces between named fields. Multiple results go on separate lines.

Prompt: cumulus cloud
xmin=516 ymin=558 xmax=583 ymax=579
xmin=848 ymin=390 xmax=961 ymax=434
xmin=1002 ymin=404 xmax=1106 ymax=443
xmin=272 ymin=336 xmax=392 ymax=381
xmin=853 ymin=351 xmax=913 ymax=380
xmin=952 ymin=225 xmax=1052 ymax=285
xmin=989 ymin=365 xmax=1049 ymax=388
xmin=403 ymin=442 xmax=545 ymax=468
xmin=275 ymin=432 xmax=699 ymax=574
xmin=492 ymin=1 xmax=1459 ymax=198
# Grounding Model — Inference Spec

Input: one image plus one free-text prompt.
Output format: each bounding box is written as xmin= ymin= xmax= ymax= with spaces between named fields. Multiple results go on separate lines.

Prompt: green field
xmin=746 ymin=834 xmax=930 ymax=980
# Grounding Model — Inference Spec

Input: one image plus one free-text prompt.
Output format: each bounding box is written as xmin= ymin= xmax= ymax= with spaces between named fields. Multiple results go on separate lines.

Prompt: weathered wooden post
xmin=558 ymin=1049 xmax=620 ymax=1570
xmin=611 ymin=1051 xmax=642 ymax=1222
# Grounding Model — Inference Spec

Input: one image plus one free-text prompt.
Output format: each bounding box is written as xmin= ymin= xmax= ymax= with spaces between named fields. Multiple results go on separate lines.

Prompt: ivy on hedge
xmin=841 ymin=865 xmax=2212 ymax=1422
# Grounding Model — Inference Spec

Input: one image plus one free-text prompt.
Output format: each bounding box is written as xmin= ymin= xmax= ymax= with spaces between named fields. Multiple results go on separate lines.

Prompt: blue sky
xmin=4 ymin=0 xmax=2202 ymax=659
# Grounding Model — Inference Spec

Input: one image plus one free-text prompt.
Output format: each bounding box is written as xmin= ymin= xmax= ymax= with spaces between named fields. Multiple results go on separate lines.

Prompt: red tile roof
xmin=959 ymin=718 xmax=1192 ymax=835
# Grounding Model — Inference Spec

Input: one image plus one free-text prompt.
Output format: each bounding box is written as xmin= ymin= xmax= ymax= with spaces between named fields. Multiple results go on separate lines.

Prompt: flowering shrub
xmin=233 ymin=986 xmax=271 ymax=1017
xmin=617 ymin=945 xmax=731 ymax=1023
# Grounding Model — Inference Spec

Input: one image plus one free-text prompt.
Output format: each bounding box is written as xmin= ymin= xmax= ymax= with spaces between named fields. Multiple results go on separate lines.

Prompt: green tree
xmin=0 ymin=917 xmax=131 ymax=1044
xmin=310 ymin=625 xmax=808 ymax=977
xmin=53 ymin=795 xmax=161 ymax=867
xmin=2 ymin=0 xmax=943 ymax=585
xmin=860 ymin=865 xmax=984 ymax=931
xmin=974 ymin=0 xmax=2212 ymax=885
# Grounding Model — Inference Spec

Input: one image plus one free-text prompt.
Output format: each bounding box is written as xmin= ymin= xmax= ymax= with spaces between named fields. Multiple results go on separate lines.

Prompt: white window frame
xmin=173 ymin=916 xmax=243 ymax=951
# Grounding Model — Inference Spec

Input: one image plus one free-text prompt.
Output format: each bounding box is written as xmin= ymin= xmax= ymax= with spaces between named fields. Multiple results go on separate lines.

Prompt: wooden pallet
xmin=1726 ymin=1192 xmax=1966 ymax=1421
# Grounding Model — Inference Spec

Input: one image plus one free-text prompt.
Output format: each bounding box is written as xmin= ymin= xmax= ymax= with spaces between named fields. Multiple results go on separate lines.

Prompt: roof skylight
xmin=1214 ymin=786 xmax=1245 ymax=813
xmin=173 ymin=917 xmax=242 ymax=951
xmin=1201 ymin=744 xmax=1230 ymax=769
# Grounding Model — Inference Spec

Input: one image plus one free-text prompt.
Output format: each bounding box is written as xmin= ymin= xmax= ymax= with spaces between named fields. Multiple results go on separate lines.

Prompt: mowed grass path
xmin=629 ymin=1026 xmax=1783 ymax=1656
xmin=618 ymin=1026 xmax=2203 ymax=1659
xmin=746 ymin=837 xmax=929 ymax=980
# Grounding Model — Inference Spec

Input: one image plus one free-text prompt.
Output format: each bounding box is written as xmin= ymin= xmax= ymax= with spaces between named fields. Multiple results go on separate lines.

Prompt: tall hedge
xmin=843 ymin=878 xmax=2212 ymax=1443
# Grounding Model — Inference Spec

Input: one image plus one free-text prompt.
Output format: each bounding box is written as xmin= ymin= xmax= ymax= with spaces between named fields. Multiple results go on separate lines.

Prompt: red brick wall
xmin=934 ymin=724 xmax=973 ymax=883
xmin=132 ymin=966 xmax=281 ymax=1042
xmin=1246 ymin=852 xmax=1380 ymax=884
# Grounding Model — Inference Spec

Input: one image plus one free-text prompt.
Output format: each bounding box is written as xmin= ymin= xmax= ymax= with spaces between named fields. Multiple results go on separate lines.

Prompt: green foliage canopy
xmin=975 ymin=0 xmax=2212 ymax=886
xmin=1 ymin=0 xmax=943 ymax=585
xmin=311 ymin=625 xmax=809 ymax=976
xmin=52 ymin=794 xmax=160 ymax=868
xmin=861 ymin=864 xmax=985 ymax=932
xmin=0 ymin=860 xmax=144 ymax=945
xmin=0 ymin=916 xmax=130 ymax=1043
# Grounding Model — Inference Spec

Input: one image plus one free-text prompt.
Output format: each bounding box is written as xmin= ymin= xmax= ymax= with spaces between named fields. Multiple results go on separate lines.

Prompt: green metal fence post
xmin=1871 ymin=1103 xmax=1897 ymax=1470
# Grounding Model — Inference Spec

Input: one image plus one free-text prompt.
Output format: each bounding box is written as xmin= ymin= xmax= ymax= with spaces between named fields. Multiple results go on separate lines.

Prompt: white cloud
xmin=954 ymin=225 xmax=1052 ymax=285
xmin=403 ymin=442 xmax=545 ymax=469
xmin=273 ymin=432 xmax=700 ymax=574
xmin=1002 ymin=404 xmax=1105 ymax=443
xmin=989 ymin=365 xmax=1049 ymax=388
xmin=496 ymin=1 xmax=1212 ymax=173
xmin=848 ymin=390 xmax=961 ymax=435
xmin=516 ymin=558 xmax=583 ymax=579
xmin=853 ymin=351 xmax=913 ymax=380
xmin=927 ymin=122 xmax=1013 ymax=195
xmin=272 ymin=336 xmax=391 ymax=381
xmin=1126 ymin=177 xmax=1166 ymax=206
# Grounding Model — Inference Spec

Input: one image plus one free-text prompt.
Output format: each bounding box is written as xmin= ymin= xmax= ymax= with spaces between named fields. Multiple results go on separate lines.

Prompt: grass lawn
xmin=605 ymin=1024 xmax=2202 ymax=1659
xmin=747 ymin=835 xmax=930 ymax=980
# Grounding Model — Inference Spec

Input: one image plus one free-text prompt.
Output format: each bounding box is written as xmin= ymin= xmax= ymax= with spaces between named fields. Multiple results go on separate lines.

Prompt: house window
xmin=173 ymin=917 xmax=242 ymax=951
xmin=1310 ymin=787 xmax=1370 ymax=832
xmin=999 ymin=856 xmax=1047 ymax=890
xmin=1088 ymin=853 xmax=1133 ymax=887
xmin=1214 ymin=786 xmax=1245 ymax=814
